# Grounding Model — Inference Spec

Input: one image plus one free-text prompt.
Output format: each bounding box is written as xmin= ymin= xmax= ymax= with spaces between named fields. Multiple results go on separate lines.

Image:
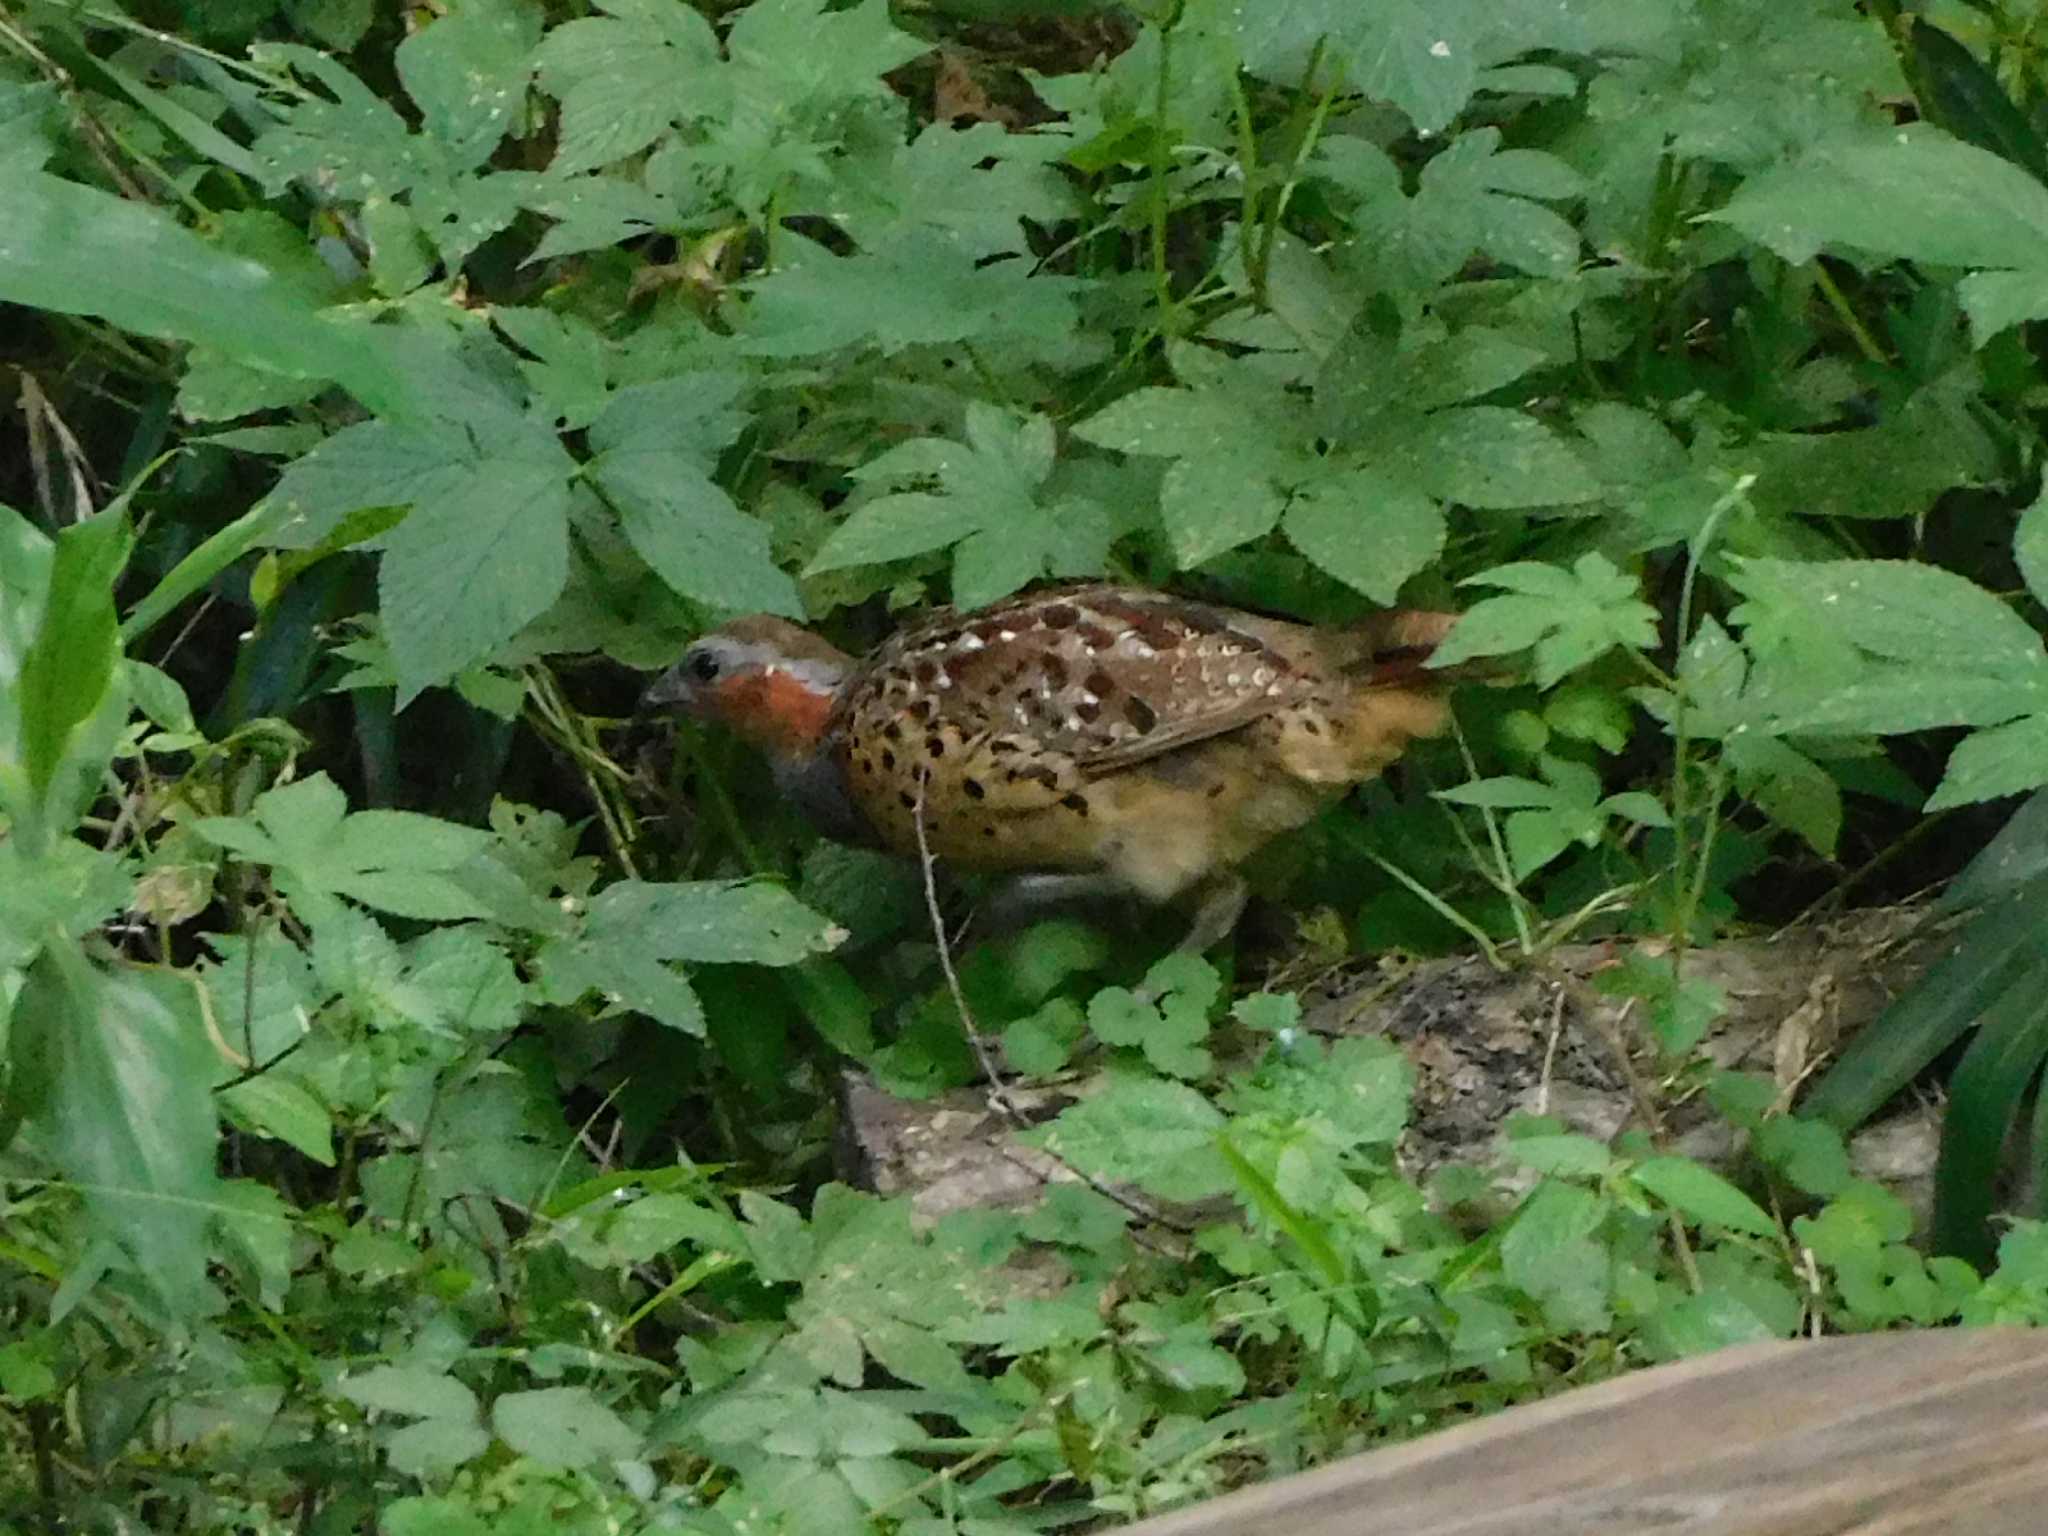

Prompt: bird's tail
xmin=1346 ymin=609 xmax=1506 ymax=687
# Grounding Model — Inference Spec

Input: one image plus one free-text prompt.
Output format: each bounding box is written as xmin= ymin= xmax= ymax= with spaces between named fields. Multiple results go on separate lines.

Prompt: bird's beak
xmin=640 ymin=666 xmax=698 ymax=715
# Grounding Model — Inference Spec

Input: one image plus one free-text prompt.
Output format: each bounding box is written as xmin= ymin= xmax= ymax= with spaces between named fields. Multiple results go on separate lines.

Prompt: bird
xmin=644 ymin=583 xmax=1463 ymax=955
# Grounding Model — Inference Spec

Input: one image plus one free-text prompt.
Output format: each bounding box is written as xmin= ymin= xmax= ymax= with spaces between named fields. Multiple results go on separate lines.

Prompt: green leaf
xmin=14 ymin=507 xmax=129 ymax=820
xmin=192 ymin=773 xmax=496 ymax=923
xmin=219 ymin=1075 xmax=336 ymax=1166
xmin=1026 ymin=1071 xmax=1229 ymax=1202
xmin=533 ymin=5 xmax=719 ymax=174
xmin=379 ymin=453 xmax=572 ymax=704
xmin=813 ymin=405 xmax=1099 ymax=606
xmin=1900 ymin=17 xmax=2048 ymax=187
xmin=12 ymin=952 xmax=218 ymax=1314
xmin=0 ymin=161 xmax=430 ymax=422
xmin=1500 ymin=1180 xmax=1610 ymax=1333
xmin=1434 ymin=553 xmax=1658 ymax=687
xmin=284 ymin=0 xmax=374 ymax=49
xmin=493 ymin=1386 xmax=641 ymax=1468
xmin=737 ymin=228 xmax=1078 ymax=359
xmin=1929 ymin=714 xmax=2048 ymax=809
xmin=1415 ymin=407 xmax=1601 ymax=508
xmin=1282 ymin=470 xmax=1445 ymax=603
xmin=590 ymin=378 xmax=802 ymax=618
xmin=1958 ymin=269 xmax=2048 ymax=347
xmin=1630 ymin=1157 xmax=1778 ymax=1236
xmin=583 ymin=880 xmax=846 ymax=966
xmin=1713 ymin=128 xmax=2048 ymax=268
xmin=1732 ymin=558 xmax=2045 ymax=676
xmin=337 ymin=1366 xmax=480 ymax=1423
xmin=396 ymin=0 xmax=542 ymax=168
xmin=2018 ymin=484 xmax=2048 ymax=611
xmin=1805 ymin=886 xmax=2048 ymax=1131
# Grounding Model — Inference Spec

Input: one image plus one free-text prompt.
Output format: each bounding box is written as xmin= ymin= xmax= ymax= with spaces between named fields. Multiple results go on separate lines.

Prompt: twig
xmin=912 ymin=773 xmax=1018 ymax=1117
xmin=911 ymin=776 xmax=1195 ymax=1240
xmin=1535 ymin=984 xmax=1567 ymax=1117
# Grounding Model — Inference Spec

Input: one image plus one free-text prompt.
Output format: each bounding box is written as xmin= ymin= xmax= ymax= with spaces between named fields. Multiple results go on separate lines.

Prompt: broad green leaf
xmin=1711 ymin=129 xmax=2048 ymax=269
xmin=14 ymin=508 xmax=129 ymax=818
xmin=737 ymin=228 xmax=1078 ymax=358
xmin=0 ymin=162 xmax=428 ymax=422
xmin=1282 ymin=470 xmax=1445 ymax=603
xmin=1732 ymin=558 xmax=2046 ymax=679
xmin=337 ymin=1365 xmax=480 ymax=1422
xmin=536 ymin=937 xmax=706 ymax=1036
xmin=220 ymin=1075 xmax=336 ymax=1166
xmin=1928 ymin=715 xmax=2048 ymax=810
xmin=534 ymin=6 xmax=720 ymax=173
xmin=1026 ymin=1071 xmax=1230 ymax=1202
xmin=493 ymin=1386 xmax=641 ymax=1468
xmin=2019 ymin=484 xmax=2048 ymax=611
xmin=1434 ymin=553 xmax=1658 ymax=687
xmin=1414 ymin=407 xmax=1601 ymax=508
xmin=192 ymin=773 xmax=496 ymax=923
xmin=12 ymin=951 xmax=218 ymax=1315
xmin=583 ymin=880 xmax=846 ymax=966
xmin=1958 ymin=269 xmax=2048 ymax=348
xmin=378 ymin=453 xmax=572 ymax=704
xmin=1229 ymin=0 xmax=1485 ymax=133
xmin=1161 ymin=455 xmax=1287 ymax=570
xmin=396 ymin=0 xmax=542 ymax=168
xmin=1630 ymin=1157 xmax=1777 ymax=1237
xmin=1500 ymin=1180 xmax=1610 ymax=1333
xmin=590 ymin=378 xmax=802 ymax=618
xmin=813 ymin=407 xmax=1105 ymax=606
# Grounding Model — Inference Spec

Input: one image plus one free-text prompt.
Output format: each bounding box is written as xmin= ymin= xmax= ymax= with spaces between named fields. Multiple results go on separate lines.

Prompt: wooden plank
xmin=1121 ymin=1329 xmax=2048 ymax=1535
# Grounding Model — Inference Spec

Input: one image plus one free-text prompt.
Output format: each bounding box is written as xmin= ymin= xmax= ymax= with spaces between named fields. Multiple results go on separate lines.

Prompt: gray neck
xmin=769 ymin=749 xmax=876 ymax=847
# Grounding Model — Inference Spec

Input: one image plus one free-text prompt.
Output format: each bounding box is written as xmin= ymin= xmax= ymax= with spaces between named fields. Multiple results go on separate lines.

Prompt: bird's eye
xmin=687 ymin=648 xmax=722 ymax=684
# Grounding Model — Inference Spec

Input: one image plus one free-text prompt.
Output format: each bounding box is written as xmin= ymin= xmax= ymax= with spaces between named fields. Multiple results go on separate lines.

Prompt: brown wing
xmin=839 ymin=584 xmax=1319 ymax=775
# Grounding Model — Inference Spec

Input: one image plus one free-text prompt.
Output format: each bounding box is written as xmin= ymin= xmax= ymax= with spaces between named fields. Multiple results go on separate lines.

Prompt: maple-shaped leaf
xmin=1430 ymin=552 xmax=1659 ymax=687
xmin=532 ymin=0 xmax=722 ymax=175
xmin=1317 ymin=127 xmax=1585 ymax=290
xmin=192 ymin=772 xmax=494 ymax=926
xmin=808 ymin=403 xmax=1115 ymax=607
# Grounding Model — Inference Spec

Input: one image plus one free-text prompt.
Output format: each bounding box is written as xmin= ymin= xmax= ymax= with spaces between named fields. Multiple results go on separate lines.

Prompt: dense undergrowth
xmin=10 ymin=0 xmax=2048 ymax=1530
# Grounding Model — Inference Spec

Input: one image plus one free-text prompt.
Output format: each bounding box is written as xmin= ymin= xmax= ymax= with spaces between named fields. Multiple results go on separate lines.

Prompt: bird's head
xmin=643 ymin=616 xmax=853 ymax=762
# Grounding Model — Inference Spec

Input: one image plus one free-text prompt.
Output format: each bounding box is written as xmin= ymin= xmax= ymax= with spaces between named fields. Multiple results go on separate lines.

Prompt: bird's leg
xmin=977 ymin=872 xmax=1131 ymax=936
xmin=1131 ymin=875 xmax=1250 ymax=1006
xmin=1176 ymin=873 xmax=1250 ymax=957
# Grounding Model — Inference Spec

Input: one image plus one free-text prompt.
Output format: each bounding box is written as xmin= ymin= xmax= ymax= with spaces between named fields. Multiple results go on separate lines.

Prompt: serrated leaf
xmin=583 ymin=879 xmax=845 ymax=966
xmin=1928 ymin=715 xmax=2048 ymax=809
xmin=338 ymin=1366 xmax=480 ymax=1422
xmin=396 ymin=0 xmax=542 ymax=168
xmin=1282 ymin=470 xmax=1445 ymax=603
xmin=1415 ymin=407 xmax=1601 ymax=508
xmin=220 ymin=1075 xmax=336 ymax=1166
xmin=534 ymin=7 xmax=719 ymax=174
xmin=493 ymin=1386 xmax=641 ymax=1468
xmin=193 ymin=773 xmax=496 ymax=923
xmin=379 ymin=454 xmax=572 ymax=703
xmin=1435 ymin=553 xmax=1657 ymax=686
xmin=1711 ymin=129 xmax=2048 ymax=269
xmin=2019 ymin=484 xmax=2048 ymax=610
xmin=1161 ymin=455 xmax=1287 ymax=569
xmin=1631 ymin=1157 xmax=1777 ymax=1236
xmin=1026 ymin=1073 xmax=1229 ymax=1202
xmin=811 ymin=406 xmax=1093 ymax=605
